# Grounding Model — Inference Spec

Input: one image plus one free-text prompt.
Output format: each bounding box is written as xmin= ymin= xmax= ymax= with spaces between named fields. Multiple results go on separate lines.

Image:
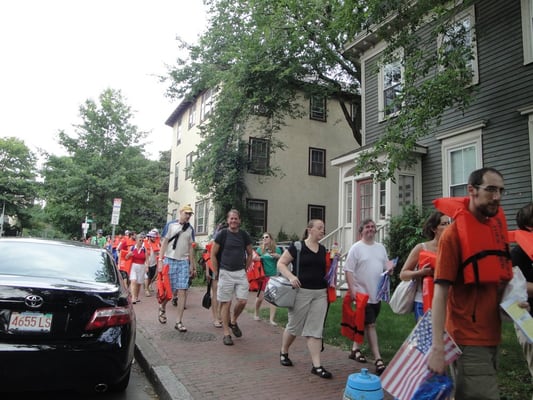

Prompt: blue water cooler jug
xmin=343 ymin=368 xmax=383 ymax=400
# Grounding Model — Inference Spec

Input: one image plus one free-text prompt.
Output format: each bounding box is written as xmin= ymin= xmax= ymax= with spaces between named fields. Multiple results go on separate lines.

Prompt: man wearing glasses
xmin=428 ymin=167 xmax=522 ymax=399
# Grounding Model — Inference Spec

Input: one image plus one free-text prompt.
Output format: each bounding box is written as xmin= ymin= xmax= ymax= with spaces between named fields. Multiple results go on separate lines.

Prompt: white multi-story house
xmin=165 ymin=90 xmax=359 ymax=246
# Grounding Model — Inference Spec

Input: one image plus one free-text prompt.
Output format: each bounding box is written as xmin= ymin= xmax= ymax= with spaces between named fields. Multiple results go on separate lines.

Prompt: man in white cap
xmin=144 ymin=229 xmax=160 ymax=296
xmin=158 ymin=204 xmax=196 ymax=331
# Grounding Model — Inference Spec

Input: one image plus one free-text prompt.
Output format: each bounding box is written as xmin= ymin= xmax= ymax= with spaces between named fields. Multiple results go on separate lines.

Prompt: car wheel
xmin=109 ymin=368 xmax=131 ymax=392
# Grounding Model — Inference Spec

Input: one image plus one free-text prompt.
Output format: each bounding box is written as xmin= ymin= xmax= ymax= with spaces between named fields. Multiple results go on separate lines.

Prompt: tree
xmin=41 ymin=88 xmax=168 ymax=238
xmin=163 ymin=0 xmax=363 ymax=220
xmin=164 ymin=0 xmax=475 ymax=209
xmin=0 ymin=137 xmax=39 ymax=235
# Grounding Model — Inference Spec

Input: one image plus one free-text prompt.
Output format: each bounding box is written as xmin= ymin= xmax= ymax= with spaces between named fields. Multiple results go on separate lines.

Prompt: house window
xmin=378 ymin=58 xmax=403 ymax=120
xmin=176 ymin=120 xmax=182 ymax=146
xmin=185 ymin=152 xmax=194 ymax=180
xmin=522 ymin=0 xmax=533 ymax=64
xmin=440 ymin=126 xmax=482 ymax=196
xmin=309 ymin=147 xmax=326 ymax=177
xmin=308 ymin=204 xmax=325 ymax=225
xmin=439 ymin=5 xmax=479 ymax=85
xmin=358 ymin=179 xmax=373 ymax=224
xmin=310 ymin=96 xmax=326 ymax=122
xmin=200 ymin=89 xmax=213 ymax=121
xmin=194 ymin=200 xmax=209 ymax=235
xmin=398 ymin=175 xmax=414 ymax=211
xmin=344 ymin=181 xmax=353 ymax=224
xmin=173 ymin=162 xmax=179 ymax=191
xmin=188 ymin=103 xmax=196 ymax=129
xmin=171 ymin=209 xmax=178 ymax=220
xmin=449 ymin=146 xmax=476 ymax=196
xmin=248 ymin=137 xmax=269 ymax=174
xmin=378 ymin=181 xmax=386 ymax=220
xmin=247 ymin=199 xmax=267 ymax=235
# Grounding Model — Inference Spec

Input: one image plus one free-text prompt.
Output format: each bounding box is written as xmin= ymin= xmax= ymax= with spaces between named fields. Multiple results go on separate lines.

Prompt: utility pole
xmin=0 ymin=200 xmax=5 ymax=238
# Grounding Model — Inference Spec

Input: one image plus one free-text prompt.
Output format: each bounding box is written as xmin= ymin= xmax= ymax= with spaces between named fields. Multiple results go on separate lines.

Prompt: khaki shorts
xmin=451 ymin=345 xmax=500 ymax=400
xmin=217 ymin=269 xmax=249 ymax=302
xmin=285 ymin=288 xmax=327 ymax=338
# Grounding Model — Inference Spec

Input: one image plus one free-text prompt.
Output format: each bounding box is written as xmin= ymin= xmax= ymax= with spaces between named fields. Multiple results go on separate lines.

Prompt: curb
xmin=134 ymin=327 xmax=193 ymax=400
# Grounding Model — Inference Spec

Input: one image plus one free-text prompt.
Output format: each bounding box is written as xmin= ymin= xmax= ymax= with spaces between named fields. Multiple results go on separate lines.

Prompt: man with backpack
xmin=210 ymin=209 xmax=253 ymax=346
xmin=158 ymin=204 xmax=197 ymax=331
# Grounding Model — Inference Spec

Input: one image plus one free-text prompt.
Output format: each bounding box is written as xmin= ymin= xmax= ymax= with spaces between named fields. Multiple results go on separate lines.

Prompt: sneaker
xmin=229 ymin=322 xmax=242 ymax=338
xmin=172 ymin=297 xmax=177 ymax=307
xmin=223 ymin=335 xmax=234 ymax=346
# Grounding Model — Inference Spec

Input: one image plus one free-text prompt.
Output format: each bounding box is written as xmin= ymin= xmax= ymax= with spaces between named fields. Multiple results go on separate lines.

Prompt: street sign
xmin=111 ymin=198 xmax=122 ymax=225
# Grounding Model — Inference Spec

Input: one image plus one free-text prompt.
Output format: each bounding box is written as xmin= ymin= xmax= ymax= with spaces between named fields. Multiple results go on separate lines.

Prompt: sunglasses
xmin=263 ymin=236 xmax=270 ymax=239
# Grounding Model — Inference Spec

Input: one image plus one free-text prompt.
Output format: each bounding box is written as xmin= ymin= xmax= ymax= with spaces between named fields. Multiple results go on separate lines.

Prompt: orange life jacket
xmin=247 ymin=250 xmax=265 ymax=292
xmin=203 ymin=242 xmax=214 ymax=272
xmin=434 ymin=197 xmax=513 ymax=285
xmin=156 ymin=264 xmax=173 ymax=304
xmin=340 ymin=292 xmax=368 ymax=344
xmin=509 ymin=230 xmax=533 ymax=260
xmin=419 ymin=250 xmax=436 ymax=312
xmin=119 ymin=237 xmax=136 ymax=275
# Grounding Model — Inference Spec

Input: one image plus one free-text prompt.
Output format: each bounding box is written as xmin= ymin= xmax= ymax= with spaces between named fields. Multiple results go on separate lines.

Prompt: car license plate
xmin=8 ymin=311 xmax=53 ymax=333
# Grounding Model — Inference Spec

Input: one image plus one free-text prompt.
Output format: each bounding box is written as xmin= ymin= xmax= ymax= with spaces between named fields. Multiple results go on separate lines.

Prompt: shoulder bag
xmin=264 ymin=241 xmax=301 ymax=308
xmin=388 ymin=279 xmax=417 ymax=314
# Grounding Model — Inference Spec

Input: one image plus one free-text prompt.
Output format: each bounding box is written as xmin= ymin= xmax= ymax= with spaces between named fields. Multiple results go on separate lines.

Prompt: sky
xmin=0 ymin=0 xmax=207 ymax=160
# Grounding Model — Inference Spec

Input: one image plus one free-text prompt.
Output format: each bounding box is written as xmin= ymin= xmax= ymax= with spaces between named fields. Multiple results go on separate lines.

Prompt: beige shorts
xmin=217 ymin=269 xmax=249 ymax=302
xmin=285 ymin=287 xmax=327 ymax=338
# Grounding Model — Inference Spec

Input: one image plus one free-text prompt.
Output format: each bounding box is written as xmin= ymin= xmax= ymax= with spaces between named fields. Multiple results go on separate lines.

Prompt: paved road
xmin=2 ymin=361 xmax=158 ymax=400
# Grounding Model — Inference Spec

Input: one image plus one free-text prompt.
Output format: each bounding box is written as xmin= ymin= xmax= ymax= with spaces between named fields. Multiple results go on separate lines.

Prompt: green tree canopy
xmin=41 ymin=88 xmax=169 ymax=238
xmin=0 ymin=137 xmax=39 ymax=234
xmin=164 ymin=0 xmax=475 ymax=206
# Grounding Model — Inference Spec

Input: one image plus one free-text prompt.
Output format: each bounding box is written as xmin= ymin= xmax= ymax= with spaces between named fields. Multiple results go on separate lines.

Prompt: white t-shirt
xmin=343 ymin=240 xmax=389 ymax=304
xmin=162 ymin=221 xmax=194 ymax=260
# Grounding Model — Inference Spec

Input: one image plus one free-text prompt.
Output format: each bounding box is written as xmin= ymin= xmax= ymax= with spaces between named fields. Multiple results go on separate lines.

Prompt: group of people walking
xmin=90 ymin=166 xmax=532 ymax=398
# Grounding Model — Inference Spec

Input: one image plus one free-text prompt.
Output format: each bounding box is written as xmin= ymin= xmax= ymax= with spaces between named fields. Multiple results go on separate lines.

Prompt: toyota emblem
xmin=25 ymin=295 xmax=44 ymax=309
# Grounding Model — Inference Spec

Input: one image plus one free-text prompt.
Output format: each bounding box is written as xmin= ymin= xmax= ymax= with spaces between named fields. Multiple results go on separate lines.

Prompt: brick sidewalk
xmin=134 ymin=286 xmax=392 ymax=400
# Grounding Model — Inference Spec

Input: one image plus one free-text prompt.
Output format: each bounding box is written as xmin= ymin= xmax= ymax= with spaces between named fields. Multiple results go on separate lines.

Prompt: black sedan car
xmin=0 ymin=238 xmax=136 ymax=394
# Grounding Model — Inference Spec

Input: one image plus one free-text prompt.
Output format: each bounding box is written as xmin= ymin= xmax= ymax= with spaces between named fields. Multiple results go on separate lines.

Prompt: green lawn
xmin=267 ymin=295 xmax=533 ymax=400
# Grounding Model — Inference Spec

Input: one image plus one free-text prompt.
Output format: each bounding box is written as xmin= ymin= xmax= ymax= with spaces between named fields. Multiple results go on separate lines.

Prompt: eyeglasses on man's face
xmin=475 ymin=185 xmax=507 ymax=196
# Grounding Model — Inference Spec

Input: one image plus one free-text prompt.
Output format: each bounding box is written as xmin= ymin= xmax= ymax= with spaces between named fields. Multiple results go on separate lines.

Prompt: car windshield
xmin=0 ymin=241 xmax=118 ymax=283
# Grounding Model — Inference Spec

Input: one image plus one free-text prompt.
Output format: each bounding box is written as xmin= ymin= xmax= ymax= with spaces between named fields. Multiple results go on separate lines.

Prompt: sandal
xmin=158 ymin=307 xmax=167 ymax=324
xmin=213 ymin=320 xmax=223 ymax=328
xmin=349 ymin=349 xmax=367 ymax=363
xmin=175 ymin=321 xmax=187 ymax=332
xmin=311 ymin=365 xmax=332 ymax=379
xmin=374 ymin=358 xmax=386 ymax=376
xmin=280 ymin=352 xmax=293 ymax=367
